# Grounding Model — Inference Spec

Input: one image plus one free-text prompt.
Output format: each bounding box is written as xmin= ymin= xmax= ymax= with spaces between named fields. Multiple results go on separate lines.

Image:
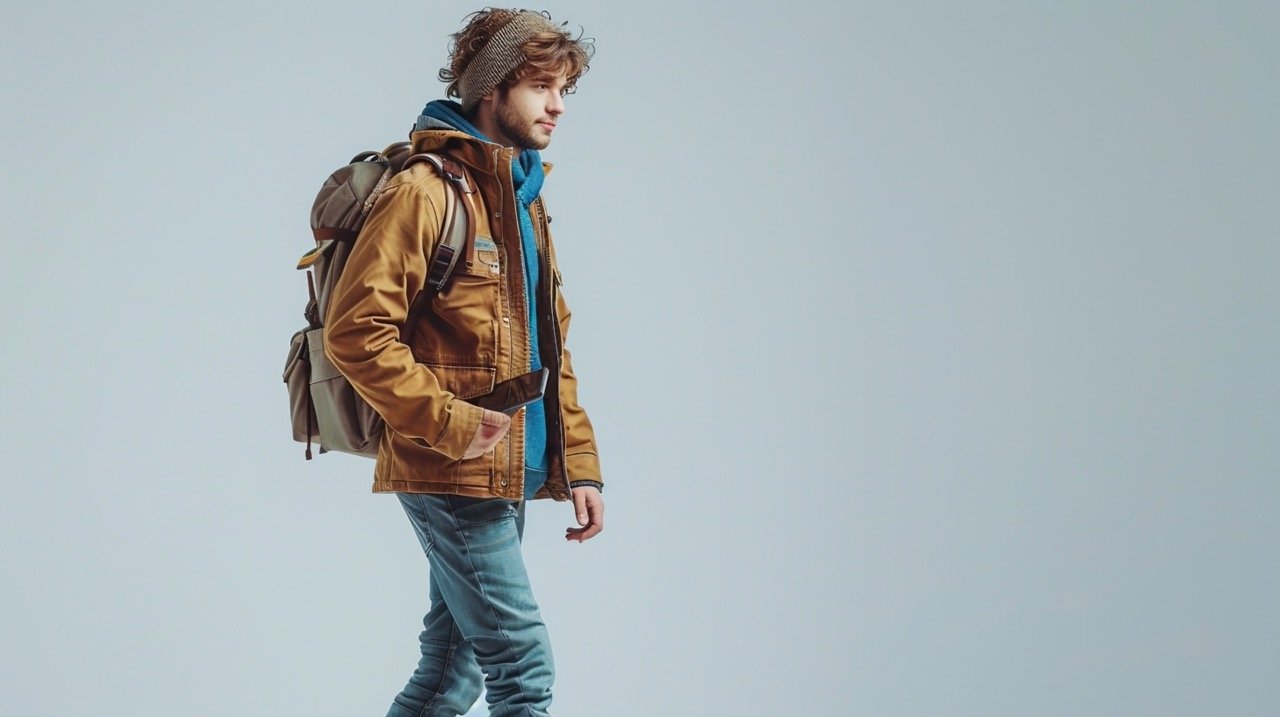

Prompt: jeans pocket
xmin=438 ymin=494 xmax=518 ymax=528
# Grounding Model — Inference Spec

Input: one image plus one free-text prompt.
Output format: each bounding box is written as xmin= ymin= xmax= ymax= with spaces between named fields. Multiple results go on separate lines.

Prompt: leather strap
xmin=312 ymin=226 xmax=358 ymax=242
xmin=399 ymin=153 xmax=477 ymax=343
xmin=445 ymin=158 xmax=478 ymax=270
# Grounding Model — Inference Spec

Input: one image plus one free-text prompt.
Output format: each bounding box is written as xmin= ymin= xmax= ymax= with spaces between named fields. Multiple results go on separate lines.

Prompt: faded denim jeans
xmin=388 ymin=493 xmax=554 ymax=717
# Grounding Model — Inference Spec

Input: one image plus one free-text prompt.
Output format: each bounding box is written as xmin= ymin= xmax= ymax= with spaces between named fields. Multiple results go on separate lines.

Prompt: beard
xmin=494 ymin=94 xmax=551 ymax=151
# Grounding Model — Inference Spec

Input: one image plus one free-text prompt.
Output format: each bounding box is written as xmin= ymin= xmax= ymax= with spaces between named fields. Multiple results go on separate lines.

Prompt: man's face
xmin=490 ymin=71 xmax=569 ymax=151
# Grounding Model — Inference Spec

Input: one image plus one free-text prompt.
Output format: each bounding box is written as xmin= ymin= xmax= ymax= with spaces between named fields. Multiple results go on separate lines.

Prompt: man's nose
xmin=548 ymin=92 xmax=565 ymax=116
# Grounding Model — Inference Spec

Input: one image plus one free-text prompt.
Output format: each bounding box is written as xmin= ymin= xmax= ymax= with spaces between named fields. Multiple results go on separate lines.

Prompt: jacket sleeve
xmin=550 ymin=244 xmax=604 ymax=489
xmin=322 ymin=181 xmax=483 ymax=460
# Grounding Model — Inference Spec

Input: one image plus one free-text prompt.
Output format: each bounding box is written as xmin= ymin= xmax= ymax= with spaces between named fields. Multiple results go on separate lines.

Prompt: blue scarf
xmin=419 ymin=100 xmax=550 ymax=494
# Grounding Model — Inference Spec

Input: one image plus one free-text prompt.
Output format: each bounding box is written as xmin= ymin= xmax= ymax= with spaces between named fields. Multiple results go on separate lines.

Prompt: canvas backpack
xmin=283 ymin=141 xmax=477 ymax=459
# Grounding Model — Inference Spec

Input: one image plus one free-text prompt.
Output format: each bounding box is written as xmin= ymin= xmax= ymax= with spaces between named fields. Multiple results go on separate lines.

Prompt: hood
xmin=408 ymin=99 xmax=553 ymax=176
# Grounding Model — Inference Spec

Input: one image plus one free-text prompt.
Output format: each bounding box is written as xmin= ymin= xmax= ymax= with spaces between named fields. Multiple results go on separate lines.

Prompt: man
xmin=323 ymin=9 xmax=604 ymax=717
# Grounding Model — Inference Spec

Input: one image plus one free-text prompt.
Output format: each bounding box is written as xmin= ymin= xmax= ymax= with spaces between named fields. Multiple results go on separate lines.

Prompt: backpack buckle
xmin=441 ymin=158 xmax=472 ymax=193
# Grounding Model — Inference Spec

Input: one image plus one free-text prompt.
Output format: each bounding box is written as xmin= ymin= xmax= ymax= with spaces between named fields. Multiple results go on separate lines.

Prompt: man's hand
xmin=462 ymin=408 xmax=511 ymax=459
xmin=565 ymin=485 xmax=604 ymax=543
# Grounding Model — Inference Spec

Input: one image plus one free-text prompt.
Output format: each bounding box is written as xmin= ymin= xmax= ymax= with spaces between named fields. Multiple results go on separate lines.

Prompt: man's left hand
xmin=565 ymin=485 xmax=604 ymax=543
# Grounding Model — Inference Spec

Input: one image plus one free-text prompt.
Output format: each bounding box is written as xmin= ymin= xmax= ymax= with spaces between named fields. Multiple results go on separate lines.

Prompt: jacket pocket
xmin=385 ymin=423 xmax=496 ymax=490
xmin=414 ymin=361 xmax=496 ymax=400
xmin=408 ymin=260 xmax=501 ymax=375
xmin=433 ymin=255 xmax=501 ymax=316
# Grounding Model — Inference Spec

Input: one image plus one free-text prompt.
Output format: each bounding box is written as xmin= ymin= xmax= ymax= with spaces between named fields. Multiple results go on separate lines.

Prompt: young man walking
xmin=323 ymin=9 xmax=604 ymax=716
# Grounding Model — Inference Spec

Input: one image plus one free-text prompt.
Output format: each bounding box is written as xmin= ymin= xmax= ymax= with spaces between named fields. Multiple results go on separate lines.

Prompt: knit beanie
xmin=458 ymin=11 xmax=561 ymax=111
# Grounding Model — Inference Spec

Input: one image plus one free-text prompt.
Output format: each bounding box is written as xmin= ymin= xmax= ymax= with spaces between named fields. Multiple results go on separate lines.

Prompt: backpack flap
xmin=297 ymin=238 xmax=337 ymax=270
xmin=313 ymin=159 xmax=395 ymax=229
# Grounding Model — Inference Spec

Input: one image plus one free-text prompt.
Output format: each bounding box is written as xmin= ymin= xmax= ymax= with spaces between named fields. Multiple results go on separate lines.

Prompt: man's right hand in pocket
xmin=462 ymin=408 xmax=512 ymax=459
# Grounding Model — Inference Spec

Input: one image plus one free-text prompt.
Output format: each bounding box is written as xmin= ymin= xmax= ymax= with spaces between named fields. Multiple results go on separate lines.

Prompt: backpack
xmin=283 ymin=141 xmax=477 ymax=460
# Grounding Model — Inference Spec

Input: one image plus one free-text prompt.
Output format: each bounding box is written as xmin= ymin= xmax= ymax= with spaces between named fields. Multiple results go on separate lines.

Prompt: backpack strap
xmin=399 ymin=152 xmax=477 ymax=343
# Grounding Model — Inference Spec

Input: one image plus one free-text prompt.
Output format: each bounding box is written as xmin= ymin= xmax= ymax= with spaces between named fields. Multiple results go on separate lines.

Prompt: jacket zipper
xmin=495 ymin=147 xmax=528 ymax=500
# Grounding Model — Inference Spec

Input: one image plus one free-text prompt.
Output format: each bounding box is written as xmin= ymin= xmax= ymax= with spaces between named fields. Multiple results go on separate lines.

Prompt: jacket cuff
xmin=565 ymin=451 xmax=602 ymax=489
xmin=569 ymin=479 xmax=603 ymax=493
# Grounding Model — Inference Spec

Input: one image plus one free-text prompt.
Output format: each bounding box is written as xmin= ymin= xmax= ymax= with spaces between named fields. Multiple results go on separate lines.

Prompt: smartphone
xmin=471 ymin=368 xmax=550 ymax=415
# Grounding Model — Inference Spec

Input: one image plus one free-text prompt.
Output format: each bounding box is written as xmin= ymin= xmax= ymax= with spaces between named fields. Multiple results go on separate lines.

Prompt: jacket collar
xmin=409 ymin=126 xmax=555 ymax=178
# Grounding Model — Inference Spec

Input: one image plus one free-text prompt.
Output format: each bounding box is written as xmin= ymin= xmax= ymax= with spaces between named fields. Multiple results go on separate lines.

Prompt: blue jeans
xmin=388 ymin=493 xmax=554 ymax=717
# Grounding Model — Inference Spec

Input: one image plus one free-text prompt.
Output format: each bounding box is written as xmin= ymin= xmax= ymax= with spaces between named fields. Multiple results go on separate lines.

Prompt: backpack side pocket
xmin=283 ymin=329 xmax=319 ymax=446
xmin=305 ymin=328 xmax=383 ymax=457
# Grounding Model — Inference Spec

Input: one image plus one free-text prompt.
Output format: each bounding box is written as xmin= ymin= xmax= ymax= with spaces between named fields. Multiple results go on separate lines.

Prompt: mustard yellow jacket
xmin=323 ymin=128 xmax=602 ymax=500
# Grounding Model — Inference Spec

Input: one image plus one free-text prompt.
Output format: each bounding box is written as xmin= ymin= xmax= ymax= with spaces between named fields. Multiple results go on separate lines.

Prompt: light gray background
xmin=2 ymin=1 xmax=1276 ymax=715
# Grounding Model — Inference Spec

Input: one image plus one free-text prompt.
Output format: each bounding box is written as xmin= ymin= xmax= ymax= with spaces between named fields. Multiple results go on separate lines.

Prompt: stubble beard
xmin=495 ymin=97 xmax=550 ymax=151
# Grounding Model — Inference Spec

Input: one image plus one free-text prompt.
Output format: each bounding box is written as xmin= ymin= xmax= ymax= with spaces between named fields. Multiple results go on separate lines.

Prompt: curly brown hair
xmin=439 ymin=8 xmax=594 ymax=101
